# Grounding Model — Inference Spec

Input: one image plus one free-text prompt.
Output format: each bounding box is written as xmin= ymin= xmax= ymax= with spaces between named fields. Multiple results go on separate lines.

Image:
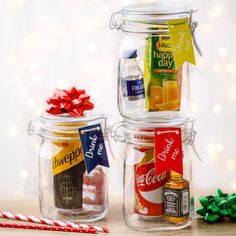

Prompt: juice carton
xmin=144 ymin=35 xmax=182 ymax=111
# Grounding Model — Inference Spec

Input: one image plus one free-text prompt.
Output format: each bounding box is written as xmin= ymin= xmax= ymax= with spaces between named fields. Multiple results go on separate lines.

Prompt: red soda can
xmin=134 ymin=148 xmax=168 ymax=217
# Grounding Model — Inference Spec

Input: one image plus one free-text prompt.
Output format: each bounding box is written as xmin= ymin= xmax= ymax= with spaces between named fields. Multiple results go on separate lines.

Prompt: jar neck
xmin=28 ymin=112 xmax=108 ymax=140
xmin=110 ymin=4 xmax=190 ymax=33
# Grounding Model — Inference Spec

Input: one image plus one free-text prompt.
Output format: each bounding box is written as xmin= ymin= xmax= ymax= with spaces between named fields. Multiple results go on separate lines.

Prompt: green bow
xmin=197 ymin=189 xmax=236 ymax=223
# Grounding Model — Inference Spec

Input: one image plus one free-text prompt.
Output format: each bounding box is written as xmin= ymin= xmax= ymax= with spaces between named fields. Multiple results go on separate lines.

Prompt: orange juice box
xmin=143 ymin=35 xmax=182 ymax=111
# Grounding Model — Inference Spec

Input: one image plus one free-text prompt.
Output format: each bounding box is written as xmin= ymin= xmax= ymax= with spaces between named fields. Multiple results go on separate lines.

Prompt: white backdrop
xmin=0 ymin=0 xmax=236 ymax=198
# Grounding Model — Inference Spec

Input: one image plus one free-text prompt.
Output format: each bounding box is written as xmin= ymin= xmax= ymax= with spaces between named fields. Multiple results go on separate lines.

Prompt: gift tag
xmin=154 ymin=127 xmax=183 ymax=176
xmin=168 ymin=18 xmax=196 ymax=69
xmin=78 ymin=124 xmax=109 ymax=174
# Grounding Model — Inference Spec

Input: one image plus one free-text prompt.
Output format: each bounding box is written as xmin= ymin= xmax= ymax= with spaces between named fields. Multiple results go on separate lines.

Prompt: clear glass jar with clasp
xmin=28 ymin=112 xmax=109 ymax=222
xmin=110 ymin=117 xmax=199 ymax=231
xmin=110 ymin=2 xmax=201 ymax=119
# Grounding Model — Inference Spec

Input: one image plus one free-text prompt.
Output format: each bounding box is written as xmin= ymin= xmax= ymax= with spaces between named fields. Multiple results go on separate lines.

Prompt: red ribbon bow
xmin=46 ymin=87 xmax=94 ymax=117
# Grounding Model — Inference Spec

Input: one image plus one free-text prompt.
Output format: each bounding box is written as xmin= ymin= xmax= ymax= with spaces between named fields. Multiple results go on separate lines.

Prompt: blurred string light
xmin=226 ymin=64 xmax=236 ymax=75
xmin=27 ymin=98 xmax=36 ymax=108
xmin=48 ymin=24 xmax=57 ymax=31
xmin=4 ymin=0 xmax=28 ymax=12
xmin=34 ymin=142 xmax=41 ymax=151
xmin=56 ymin=80 xmax=70 ymax=89
xmin=229 ymin=93 xmax=236 ymax=101
xmin=208 ymin=5 xmax=224 ymax=18
xmin=212 ymin=63 xmax=222 ymax=73
xmin=201 ymin=23 xmax=212 ymax=33
xmin=19 ymin=61 xmax=27 ymax=70
xmin=7 ymin=54 xmax=17 ymax=65
xmin=207 ymin=143 xmax=224 ymax=154
xmin=32 ymin=74 xmax=43 ymax=84
xmin=29 ymin=64 xmax=38 ymax=72
xmin=95 ymin=21 xmax=103 ymax=28
xmin=83 ymin=18 xmax=98 ymax=33
xmin=8 ymin=125 xmax=20 ymax=138
xmin=90 ymin=90 xmax=101 ymax=100
xmin=14 ymin=76 xmax=21 ymax=82
xmin=218 ymin=48 xmax=227 ymax=57
xmin=87 ymin=43 xmax=97 ymax=52
xmin=212 ymin=104 xmax=222 ymax=115
xmin=228 ymin=84 xmax=236 ymax=101
xmin=39 ymin=14 xmax=49 ymax=23
xmin=34 ymin=108 xmax=44 ymax=116
xmin=19 ymin=169 xmax=29 ymax=179
xmin=24 ymin=33 xmax=39 ymax=49
xmin=46 ymin=42 xmax=57 ymax=51
xmin=190 ymin=102 xmax=200 ymax=112
xmin=215 ymin=143 xmax=224 ymax=152
xmin=102 ymin=65 xmax=113 ymax=75
xmin=18 ymin=85 xmax=29 ymax=98
xmin=100 ymin=5 xmax=110 ymax=13
xmin=91 ymin=60 xmax=99 ymax=68
xmin=226 ymin=159 xmax=236 ymax=171
xmin=196 ymin=57 xmax=205 ymax=68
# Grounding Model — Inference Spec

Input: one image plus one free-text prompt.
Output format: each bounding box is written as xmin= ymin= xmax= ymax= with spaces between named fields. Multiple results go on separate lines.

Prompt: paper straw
xmin=0 ymin=211 xmax=108 ymax=233
xmin=0 ymin=222 xmax=97 ymax=233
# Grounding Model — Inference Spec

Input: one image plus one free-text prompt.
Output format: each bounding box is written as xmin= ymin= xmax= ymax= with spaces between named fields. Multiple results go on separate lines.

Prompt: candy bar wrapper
xmin=143 ymin=35 xmax=182 ymax=112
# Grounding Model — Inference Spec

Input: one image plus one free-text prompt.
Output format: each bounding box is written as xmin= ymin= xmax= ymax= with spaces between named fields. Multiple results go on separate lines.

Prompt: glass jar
xmin=110 ymin=117 xmax=198 ymax=231
xmin=110 ymin=3 xmax=201 ymax=119
xmin=28 ymin=112 xmax=109 ymax=222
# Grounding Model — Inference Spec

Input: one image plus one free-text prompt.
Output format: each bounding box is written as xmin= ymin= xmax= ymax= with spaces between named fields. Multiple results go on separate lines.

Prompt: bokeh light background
xmin=0 ymin=0 xmax=236 ymax=198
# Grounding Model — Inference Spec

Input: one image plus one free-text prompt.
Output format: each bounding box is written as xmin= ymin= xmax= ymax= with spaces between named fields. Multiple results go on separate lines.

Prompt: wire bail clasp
xmin=109 ymin=11 xmax=122 ymax=30
xmin=187 ymin=119 xmax=202 ymax=161
xmin=110 ymin=121 xmax=125 ymax=142
xmin=189 ymin=9 xmax=203 ymax=56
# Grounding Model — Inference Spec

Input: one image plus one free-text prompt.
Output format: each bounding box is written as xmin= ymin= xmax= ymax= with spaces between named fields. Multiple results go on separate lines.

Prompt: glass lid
xmin=28 ymin=112 xmax=108 ymax=140
xmin=121 ymin=2 xmax=188 ymax=16
xmin=40 ymin=112 xmax=107 ymax=124
xmin=110 ymin=2 xmax=191 ymax=33
xmin=110 ymin=117 xmax=195 ymax=144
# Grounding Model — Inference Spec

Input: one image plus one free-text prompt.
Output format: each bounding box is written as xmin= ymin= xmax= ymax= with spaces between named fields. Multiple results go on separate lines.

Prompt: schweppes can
xmin=52 ymin=139 xmax=85 ymax=209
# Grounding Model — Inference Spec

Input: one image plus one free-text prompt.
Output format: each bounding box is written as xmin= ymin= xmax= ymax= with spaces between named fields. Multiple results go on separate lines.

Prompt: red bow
xmin=46 ymin=87 xmax=94 ymax=117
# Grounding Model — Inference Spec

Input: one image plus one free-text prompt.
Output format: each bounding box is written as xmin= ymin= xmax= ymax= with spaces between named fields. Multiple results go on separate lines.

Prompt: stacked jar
xmin=110 ymin=2 xmax=201 ymax=231
xmin=28 ymin=88 xmax=110 ymax=222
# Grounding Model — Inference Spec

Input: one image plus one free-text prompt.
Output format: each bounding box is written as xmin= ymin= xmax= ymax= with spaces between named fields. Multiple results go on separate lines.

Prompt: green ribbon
xmin=197 ymin=189 xmax=236 ymax=223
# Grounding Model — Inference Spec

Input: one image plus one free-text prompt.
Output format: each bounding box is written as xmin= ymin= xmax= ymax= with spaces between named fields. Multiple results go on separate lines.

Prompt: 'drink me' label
xmin=154 ymin=127 xmax=183 ymax=176
xmin=78 ymin=124 xmax=109 ymax=174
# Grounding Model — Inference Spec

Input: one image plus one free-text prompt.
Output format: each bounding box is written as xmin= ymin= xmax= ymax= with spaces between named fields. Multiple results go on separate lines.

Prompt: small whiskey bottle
xmin=163 ymin=170 xmax=190 ymax=224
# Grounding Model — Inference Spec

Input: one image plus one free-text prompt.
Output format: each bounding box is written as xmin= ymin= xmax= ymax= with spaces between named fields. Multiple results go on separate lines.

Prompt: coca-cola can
xmin=134 ymin=148 xmax=168 ymax=218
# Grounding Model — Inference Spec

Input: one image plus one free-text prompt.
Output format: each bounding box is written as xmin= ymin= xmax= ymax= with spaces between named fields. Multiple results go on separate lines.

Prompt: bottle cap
xmin=121 ymin=49 xmax=137 ymax=59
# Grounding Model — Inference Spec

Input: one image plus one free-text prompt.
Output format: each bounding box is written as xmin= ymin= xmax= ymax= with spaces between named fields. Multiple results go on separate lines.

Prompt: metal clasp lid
xmin=186 ymin=119 xmax=202 ymax=161
xmin=110 ymin=9 xmax=202 ymax=56
xmin=189 ymin=9 xmax=202 ymax=56
xmin=109 ymin=11 xmax=122 ymax=30
xmin=110 ymin=119 xmax=202 ymax=161
xmin=110 ymin=121 xmax=125 ymax=142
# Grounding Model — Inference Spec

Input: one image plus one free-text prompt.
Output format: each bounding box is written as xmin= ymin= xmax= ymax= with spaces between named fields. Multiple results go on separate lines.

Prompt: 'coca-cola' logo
xmin=136 ymin=163 xmax=167 ymax=191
